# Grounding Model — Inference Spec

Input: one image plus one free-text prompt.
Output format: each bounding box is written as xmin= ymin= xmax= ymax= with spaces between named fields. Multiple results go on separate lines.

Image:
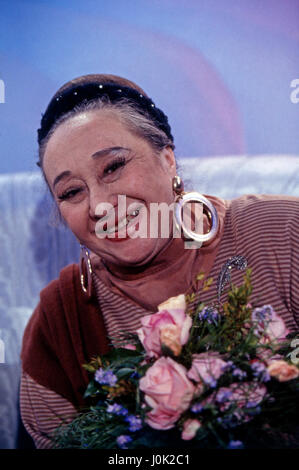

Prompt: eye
xmin=58 ymin=187 xmax=83 ymax=201
xmin=103 ymin=156 xmax=126 ymax=176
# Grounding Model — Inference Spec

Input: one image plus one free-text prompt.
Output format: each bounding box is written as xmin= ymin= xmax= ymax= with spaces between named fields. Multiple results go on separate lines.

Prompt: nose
xmin=88 ymin=184 xmax=118 ymax=221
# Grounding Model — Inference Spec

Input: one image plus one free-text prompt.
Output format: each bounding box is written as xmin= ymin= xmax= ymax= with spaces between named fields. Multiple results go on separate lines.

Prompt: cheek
xmin=59 ymin=204 xmax=88 ymax=235
xmin=129 ymin=169 xmax=173 ymax=204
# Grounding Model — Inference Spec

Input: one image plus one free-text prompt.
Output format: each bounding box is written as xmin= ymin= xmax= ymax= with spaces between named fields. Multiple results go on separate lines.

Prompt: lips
xmin=106 ymin=223 xmax=140 ymax=242
xmin=102 ymin=216 xmax=128 ymax=234
xmin=95 ymin=207 xmax=141 ymax=240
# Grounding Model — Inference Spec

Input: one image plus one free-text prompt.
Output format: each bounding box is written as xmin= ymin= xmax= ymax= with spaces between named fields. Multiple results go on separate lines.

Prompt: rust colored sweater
xmin=21 ymin=263 xmax=110 ymax=408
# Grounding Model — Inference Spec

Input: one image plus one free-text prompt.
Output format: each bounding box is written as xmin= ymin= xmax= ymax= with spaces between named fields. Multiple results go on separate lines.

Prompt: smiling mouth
xmin=95 ymin=208 xmax=141 ymax=238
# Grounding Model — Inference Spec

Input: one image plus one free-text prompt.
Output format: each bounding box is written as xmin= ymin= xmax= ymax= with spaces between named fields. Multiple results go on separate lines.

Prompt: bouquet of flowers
xmin=53 ymin=268 xmax=299 ymax=449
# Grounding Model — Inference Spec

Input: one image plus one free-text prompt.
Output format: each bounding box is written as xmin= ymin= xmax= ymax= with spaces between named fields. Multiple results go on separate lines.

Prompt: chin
xmin=98 ymin=237 xmax=164 ymax=267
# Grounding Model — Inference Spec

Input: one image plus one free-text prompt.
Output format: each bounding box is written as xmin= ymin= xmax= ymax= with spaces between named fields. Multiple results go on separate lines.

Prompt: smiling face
xmin=43 ymin=109 xmax=177 ymax=267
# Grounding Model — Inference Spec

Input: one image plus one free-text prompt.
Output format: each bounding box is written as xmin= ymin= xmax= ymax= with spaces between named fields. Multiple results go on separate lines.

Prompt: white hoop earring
xmin=172 ymin=176 xmax=219 ymax=244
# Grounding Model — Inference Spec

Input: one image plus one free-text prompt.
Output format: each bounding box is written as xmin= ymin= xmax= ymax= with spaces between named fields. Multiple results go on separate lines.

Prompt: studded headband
xmin=37 ymin=82 xmax=173 ymax=145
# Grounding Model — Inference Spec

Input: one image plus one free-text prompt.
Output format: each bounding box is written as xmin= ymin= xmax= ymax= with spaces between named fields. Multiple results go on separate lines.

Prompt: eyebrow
xmin=91 ymin=146 xmax=130 ymax=159
xmin=53 ymin=147 xmax=130 ymax=188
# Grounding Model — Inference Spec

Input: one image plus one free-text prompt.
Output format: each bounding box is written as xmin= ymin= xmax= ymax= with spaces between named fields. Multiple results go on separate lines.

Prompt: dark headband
xmin=37 ymin=82 xmax=173 ymax=145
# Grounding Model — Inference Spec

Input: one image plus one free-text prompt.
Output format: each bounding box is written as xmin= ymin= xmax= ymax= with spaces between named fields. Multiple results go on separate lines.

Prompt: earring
xmin=79 ymin=244 xmax=93 ymax=296
xmin=172 ymin=175 xmax=219 ymax=244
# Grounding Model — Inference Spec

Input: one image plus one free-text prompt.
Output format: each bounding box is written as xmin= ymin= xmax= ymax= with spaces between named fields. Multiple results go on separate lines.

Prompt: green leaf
xmin=116 ymin=368 xmax=135 ymax=379
xmin=82 ymin=364 xmax=96 ymax=373
xmin=83 ymin=380 xmax=100 ymax=398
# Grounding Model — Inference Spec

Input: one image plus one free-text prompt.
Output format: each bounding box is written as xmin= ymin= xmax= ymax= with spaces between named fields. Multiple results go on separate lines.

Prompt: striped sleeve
xmin=228 ymin=195 xmax=299 ymax=329
xmin=289 ymin=203 xmax=299 ymax=321
xmin=20 ymin=370 xmax=77 ymax=449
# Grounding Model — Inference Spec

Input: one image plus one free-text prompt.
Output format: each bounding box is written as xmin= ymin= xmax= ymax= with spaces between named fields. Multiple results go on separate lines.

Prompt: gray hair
xmin=38 ymin=96 xmax=175 ymax=174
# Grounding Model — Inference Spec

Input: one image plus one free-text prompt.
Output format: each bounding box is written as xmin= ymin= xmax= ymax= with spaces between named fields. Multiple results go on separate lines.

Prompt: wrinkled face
xmin=43 ymin=110 xmax=177 ymax=267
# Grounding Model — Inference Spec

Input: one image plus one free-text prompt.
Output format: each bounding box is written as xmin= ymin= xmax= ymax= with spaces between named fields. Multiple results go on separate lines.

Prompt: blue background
xmin=0 ymin=0 xmax=299 ymax=174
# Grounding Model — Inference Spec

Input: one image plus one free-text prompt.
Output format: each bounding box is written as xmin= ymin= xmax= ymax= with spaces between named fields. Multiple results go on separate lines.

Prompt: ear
xmin=160 ymin=146 xmax=177 ymax=176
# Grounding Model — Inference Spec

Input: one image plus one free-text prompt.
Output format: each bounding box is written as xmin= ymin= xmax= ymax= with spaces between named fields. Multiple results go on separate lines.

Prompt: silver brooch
xmin=217 ymin=255 xmax=248 ymax=303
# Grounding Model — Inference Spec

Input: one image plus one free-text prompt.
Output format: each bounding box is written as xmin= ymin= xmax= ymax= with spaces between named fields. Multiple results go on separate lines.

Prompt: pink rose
xmin=136 ymin=306 xmax=192 ymax=358
xmin=267 ymin=360 xmax=299 ymax=382
xmin=141 ymin=405 xmax=182 ymax=430
xmin=139 ymin=357 xmax=195 ymax=430
xmin=158 ymin=294 xmax=186 ymax=312
xmin=123 ymin=344 xmax=137 ymax=351
xmin=187 ymin=352 xmax=227 ymax=387
xmin=159 ymin=324 xmax=182 ymax=356
xmin=252 ymin=305 xmax=289 ymax=343
xmin=181 ymin=419 xmax=201 ymax=440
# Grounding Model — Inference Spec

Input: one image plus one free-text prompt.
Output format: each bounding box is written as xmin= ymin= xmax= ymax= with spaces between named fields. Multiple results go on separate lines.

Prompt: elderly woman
xmin=20 ymin=74 xmax=299 ymax=448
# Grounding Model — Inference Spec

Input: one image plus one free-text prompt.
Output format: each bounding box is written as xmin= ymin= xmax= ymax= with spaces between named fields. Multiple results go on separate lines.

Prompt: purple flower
xmin=227 ymin=440 xmax=244 ymax=449
xmin=252 ymin=305 xmax=275 ymax=322
xmin=191 ymin=403 xmax=204 ymax=413
xmin=208 ymin=378 xmax=217 ymax=388
xmin=95 ymin=368 xmax=117 ymax=386
xmin=198 ymin=307 xmax=220 ymax=325
xmin=251 ymin=362 xmax=264 ymax=374
xmin=216 ymin=389 xmax=233 ymax=403
xmin=251 ymin=362 xmax=270 ymax=382
xmin=106 ymin=403 xmax=128 ymax=416
xmin=130 ymin=371 xmax=140 ymax=379
xmin=246 ymin=401 xmax=259 ymax=408
xmin=221 ymin=361 xmax=234 ymax=373
xmin=107 ymin=403 xmax=122 ymax=414
xmin=116 ymin=435 xmax=132 ymax=449
xmin=94 ymin=368 xmax=106 ymax=383
xmin=105 ymin=370 xmax=118 ymax=386
xmin=232 ymin=368 xmax=247 ymax=380
xmin=220 ymin=410 xmax=249 ymax=429
xmin=125 ymin=415 xmax=143 ymax=432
